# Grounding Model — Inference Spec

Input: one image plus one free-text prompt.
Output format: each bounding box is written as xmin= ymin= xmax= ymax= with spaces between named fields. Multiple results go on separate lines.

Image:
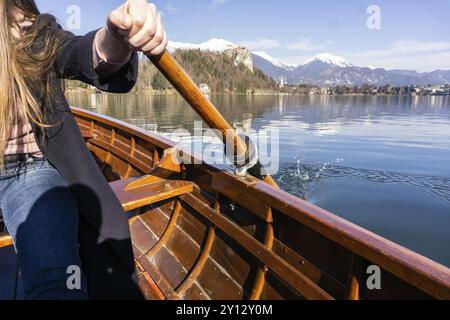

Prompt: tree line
xmin=65 ymin=49 xmax=278 ymax=94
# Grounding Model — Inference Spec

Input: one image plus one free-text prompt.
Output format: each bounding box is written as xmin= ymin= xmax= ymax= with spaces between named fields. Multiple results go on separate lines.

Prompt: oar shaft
xmin=149 ymin=51 xmax=247 ymax=155
xmin=148 ymin=50 xmax=279 ymax=188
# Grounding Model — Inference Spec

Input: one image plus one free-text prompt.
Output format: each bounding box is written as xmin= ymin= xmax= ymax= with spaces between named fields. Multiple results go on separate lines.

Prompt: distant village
xmin=276 ymin=81 xmax=450 ymax=96
xmin=196 ymin=81 xmax=450 ymax=96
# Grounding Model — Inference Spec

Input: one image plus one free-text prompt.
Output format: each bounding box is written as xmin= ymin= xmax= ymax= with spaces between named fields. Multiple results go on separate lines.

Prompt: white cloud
xmin=237 ymin=37 xmax=332 ymax=52
xmin=238 ymin=38 xmax=281 ymax=51
xmin=209 ymin=0 xmax=230 ymax=10
xmin=273 ymin=39 xmax=450 ymax=71
xmin=165 ymin=2 xmax=178 ymax=14
xmin=286 ymin=38 xmax=332 ymax=51
xmin=276 ymin=47 xmax=450 ymax=72
xmin=348 ymin=51 xmax=450 ymax=72
xmin=351 ymin=40 xmax=450 ymax=58
xmin=344 ymin=40 xmax=450 ymax=71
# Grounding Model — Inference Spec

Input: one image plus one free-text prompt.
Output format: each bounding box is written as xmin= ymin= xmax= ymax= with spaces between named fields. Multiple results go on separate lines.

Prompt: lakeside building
xmin=199 ymin=83 xmax=211 ymax=95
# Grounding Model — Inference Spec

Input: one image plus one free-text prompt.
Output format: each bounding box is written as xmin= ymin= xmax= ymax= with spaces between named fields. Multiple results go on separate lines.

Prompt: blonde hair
xmin=0 ymin=0 xmax=63 ymax=170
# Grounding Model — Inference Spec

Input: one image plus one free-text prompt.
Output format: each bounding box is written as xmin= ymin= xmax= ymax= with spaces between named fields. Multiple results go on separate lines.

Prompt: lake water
xmin=67 ymin=92 xmax=450 ymax=267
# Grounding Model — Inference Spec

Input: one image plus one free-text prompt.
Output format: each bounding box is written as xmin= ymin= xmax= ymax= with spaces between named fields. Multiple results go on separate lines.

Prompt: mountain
xmin=253 ymin=51 xmax=450 ymax=86
xmin=252 ymin=51 xmax=295 ymax=70
xmin=303 ymin=53 xmax=352 ymax=68
xmin=250 ymin=52 xmax=291 ymax=82
xmin=166 ymin=38 xmax=450 ymax=86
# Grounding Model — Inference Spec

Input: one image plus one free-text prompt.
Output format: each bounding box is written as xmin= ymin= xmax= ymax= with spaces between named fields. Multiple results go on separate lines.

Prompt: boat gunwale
xmin=71 ymin=106 xmax=450 ymax=299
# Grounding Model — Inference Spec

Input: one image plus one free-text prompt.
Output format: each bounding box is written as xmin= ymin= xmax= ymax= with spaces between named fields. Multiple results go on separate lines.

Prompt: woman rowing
xmin=0 ymin=0 xmax=167 ymax=299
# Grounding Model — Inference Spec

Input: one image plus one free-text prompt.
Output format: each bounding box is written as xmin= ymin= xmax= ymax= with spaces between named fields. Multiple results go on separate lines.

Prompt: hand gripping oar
xmin=147 ymin=51 xmax=279 ymax=188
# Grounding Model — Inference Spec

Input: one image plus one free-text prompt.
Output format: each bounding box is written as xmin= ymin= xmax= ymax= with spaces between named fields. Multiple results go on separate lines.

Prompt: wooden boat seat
xmin=110 ymin=178 xmax=194 ymax=212
xmin=80 ymin=130 xmax=97 ymax=141
xmin=0 ymin=177 xmax=193 ymax=301
xmin=0 ymin=179 xmax=194 ymax=250
xmin=0 ymin=235 xmax=13 ymax=249
xmin=109 ymin=146 xmax=190 ymax=212
xmin=0 ymin=216 xmax=12 ymax=249
xmin=1 ymin=147 xmax=187 ymax=249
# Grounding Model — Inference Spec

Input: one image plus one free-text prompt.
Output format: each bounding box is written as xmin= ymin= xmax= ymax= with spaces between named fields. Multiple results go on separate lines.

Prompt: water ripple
xmin=275 ymin=162 xmax=450 ymax=204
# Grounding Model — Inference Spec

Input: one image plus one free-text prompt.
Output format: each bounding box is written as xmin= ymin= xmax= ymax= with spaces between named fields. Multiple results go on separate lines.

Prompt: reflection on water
xmin=67 ymin=92 xmax=450 ymax=267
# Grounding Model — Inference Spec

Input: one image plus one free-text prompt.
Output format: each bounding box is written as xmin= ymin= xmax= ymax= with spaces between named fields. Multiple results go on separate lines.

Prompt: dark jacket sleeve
xmin=55 ymin=29 xmax=139 ymax=94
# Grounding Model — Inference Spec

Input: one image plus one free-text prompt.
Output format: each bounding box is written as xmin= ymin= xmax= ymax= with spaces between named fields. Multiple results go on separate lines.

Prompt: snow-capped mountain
xmin=252 ymin=51 xmax=294 ymax=70
xmin=250 ymin=51 xmax=295 ymax=81
xmin=165 ymin=38 xmax=450 ymax=86
xmin=303 ymin=53 xmax=352 ymax=68
xmin=254 ymin=52 xmax=450 ymax=86
xmin=168 ymin=38 xmax=239 ymax=53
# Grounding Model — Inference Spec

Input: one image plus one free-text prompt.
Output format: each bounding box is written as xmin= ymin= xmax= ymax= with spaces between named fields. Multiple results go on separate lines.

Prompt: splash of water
xmin=275 ymin=162 xmax=450 ymax=204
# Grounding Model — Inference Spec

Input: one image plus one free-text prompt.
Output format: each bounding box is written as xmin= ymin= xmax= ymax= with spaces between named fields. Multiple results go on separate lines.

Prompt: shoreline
xmin=64 ymin=87 xmax=444 ymax=97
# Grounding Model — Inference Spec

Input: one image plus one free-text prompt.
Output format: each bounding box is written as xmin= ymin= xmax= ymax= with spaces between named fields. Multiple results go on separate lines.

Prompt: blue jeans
xmin=0 ymin=157 xmax=87 ymax=300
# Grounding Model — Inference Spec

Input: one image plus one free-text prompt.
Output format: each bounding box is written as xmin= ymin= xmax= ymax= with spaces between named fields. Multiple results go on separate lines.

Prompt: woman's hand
xmin=108 ymin=0 xmax=167 ymax=56
xmin=96 ymin=0 xmax=167 ymax=63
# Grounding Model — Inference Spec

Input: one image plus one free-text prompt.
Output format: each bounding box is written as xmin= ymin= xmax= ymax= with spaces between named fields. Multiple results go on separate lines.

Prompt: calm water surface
xmin=67 ymin=93 xmax=450 ymax=267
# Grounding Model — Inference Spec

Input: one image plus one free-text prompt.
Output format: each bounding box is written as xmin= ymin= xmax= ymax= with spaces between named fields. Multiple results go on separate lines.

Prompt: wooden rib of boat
xmin=1 ymin=106 xmax=450 ymax=300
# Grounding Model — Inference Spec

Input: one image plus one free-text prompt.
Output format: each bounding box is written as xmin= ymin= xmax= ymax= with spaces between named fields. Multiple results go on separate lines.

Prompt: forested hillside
xmin=134 ymin=49 xmax=277 ymax=93
xmin=66 ymin=49 xmax=278 ymax=94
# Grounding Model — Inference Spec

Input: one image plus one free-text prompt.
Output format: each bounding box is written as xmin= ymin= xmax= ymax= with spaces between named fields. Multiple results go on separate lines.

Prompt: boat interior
xmin=1 ymin=107 xmax=449 ymax=300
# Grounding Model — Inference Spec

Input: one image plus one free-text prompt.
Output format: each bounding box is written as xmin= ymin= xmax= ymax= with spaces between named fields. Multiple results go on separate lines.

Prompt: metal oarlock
xmin=235 ymin=134 xmax=259 ymax=177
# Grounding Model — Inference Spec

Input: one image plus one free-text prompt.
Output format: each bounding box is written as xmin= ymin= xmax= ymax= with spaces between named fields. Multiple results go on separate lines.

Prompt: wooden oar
xmin=148 ymin=50 xmax=279 ymax=188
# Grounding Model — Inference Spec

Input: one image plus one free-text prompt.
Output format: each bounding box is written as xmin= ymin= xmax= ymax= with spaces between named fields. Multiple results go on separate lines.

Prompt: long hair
xmin=0 ymin=0 xmax=63 ymax=169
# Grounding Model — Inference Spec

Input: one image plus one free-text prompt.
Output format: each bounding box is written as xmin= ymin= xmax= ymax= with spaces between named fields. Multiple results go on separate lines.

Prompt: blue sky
xmin=36 ymin=0 xmax=450 ymax=71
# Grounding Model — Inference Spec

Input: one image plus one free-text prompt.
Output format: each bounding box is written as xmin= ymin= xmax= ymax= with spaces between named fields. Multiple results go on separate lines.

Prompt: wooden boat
xmin=1 ymin=51 xmax=450 ymax=300
xmin=1 ymin=106 xmax=449 ymax=300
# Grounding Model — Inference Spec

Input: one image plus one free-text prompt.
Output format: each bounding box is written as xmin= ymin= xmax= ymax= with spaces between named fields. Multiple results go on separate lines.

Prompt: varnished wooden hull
xmin=71 ymin=107 xmax=450 ymax=300
xmin=2 ymin=107 xmax=449 ymax=300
